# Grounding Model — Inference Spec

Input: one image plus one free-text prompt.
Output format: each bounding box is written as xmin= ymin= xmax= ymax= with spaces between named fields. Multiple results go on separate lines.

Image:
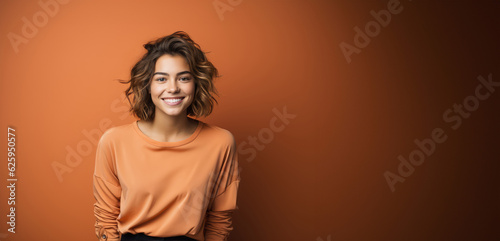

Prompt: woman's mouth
xmin=162 ymin=97 xmax=184 ymax=106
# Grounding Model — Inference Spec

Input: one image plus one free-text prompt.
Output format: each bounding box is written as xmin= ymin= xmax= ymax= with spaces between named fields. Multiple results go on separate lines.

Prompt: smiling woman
xmin=92 ymin=31 xmax=241 ymax=241
xmin=148 ymin=54 xmax=196 ymax=127
xmin=122 ymin=31 xmax=220 ymax=122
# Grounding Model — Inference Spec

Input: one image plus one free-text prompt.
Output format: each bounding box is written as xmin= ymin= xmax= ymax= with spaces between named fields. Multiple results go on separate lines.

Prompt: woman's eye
xmin=157 ymin=77 xmax=166 ymax=82
xmin=180 ymin=77 xmax=191 ymax=81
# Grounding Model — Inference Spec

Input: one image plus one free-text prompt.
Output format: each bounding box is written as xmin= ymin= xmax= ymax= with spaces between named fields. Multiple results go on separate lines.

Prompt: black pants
xmin=121 ymin=233 xmax=197 ymax=241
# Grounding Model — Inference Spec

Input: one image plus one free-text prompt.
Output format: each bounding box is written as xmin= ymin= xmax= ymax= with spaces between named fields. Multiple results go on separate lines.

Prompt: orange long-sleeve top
xmin=93 ymin=119 xmax=241 ymax=241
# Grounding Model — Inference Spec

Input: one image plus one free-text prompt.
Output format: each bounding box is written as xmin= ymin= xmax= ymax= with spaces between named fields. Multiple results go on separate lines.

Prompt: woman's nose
xmin=167 ymin=80 xmax=179 ymax=92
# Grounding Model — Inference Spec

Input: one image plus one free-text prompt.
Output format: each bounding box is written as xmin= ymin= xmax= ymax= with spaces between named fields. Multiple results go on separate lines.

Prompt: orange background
xmin=1 ymin=0 xmax=499 ymax=240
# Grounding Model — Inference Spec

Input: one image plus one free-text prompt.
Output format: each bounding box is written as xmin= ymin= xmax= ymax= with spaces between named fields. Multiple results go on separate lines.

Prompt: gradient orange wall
xmin=1 ymin=0 xmax=499 ymax=240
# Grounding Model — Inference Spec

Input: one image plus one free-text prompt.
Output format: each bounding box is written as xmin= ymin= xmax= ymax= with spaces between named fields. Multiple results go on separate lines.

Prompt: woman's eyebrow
xmin=153 ymin=71 xmax=192 ymax=76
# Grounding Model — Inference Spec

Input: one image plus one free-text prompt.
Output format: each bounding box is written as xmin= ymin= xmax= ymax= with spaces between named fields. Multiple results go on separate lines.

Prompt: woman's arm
xmin=204 ymin=132 xmax=241 ymax=241
xmin=204 ymin=181 xmax=240 ymax=240
xmin=93 ymin=132 xmax=122 ymax=241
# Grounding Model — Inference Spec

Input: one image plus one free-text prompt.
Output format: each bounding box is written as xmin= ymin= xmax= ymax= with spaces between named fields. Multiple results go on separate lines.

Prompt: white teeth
xmin=164 ymin=98 xmax=182 ymax=103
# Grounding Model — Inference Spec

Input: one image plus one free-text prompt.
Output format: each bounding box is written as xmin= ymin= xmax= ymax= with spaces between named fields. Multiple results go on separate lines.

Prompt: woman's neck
xmin=139 ymin=114 xmax=197 ymax=142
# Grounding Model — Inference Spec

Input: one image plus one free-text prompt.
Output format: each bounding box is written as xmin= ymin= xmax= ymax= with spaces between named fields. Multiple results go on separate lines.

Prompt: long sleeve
xmin=93 ymin=132 xmax=122 ymax=241
xmin=204 ymin=133 xmax=241 ymax=241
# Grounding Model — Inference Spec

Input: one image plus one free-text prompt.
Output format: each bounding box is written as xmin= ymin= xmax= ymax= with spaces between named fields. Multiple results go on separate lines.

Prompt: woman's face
xmin=149 ymin=54 xmax=195 ymax=118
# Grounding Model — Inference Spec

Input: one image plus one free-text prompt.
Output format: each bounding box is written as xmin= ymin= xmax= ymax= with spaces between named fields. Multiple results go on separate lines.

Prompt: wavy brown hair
xmin=119 ymin=31 xmax=220 ymax=121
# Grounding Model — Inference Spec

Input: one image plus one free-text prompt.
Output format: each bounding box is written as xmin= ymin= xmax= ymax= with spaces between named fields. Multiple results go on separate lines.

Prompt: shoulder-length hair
xmin=120 ymin=31 xmax=220 ymax=121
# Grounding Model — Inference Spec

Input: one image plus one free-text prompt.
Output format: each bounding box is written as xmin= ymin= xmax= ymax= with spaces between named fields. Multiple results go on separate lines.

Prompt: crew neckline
xmin=132 ymin=118 xmax=203 ymax=147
